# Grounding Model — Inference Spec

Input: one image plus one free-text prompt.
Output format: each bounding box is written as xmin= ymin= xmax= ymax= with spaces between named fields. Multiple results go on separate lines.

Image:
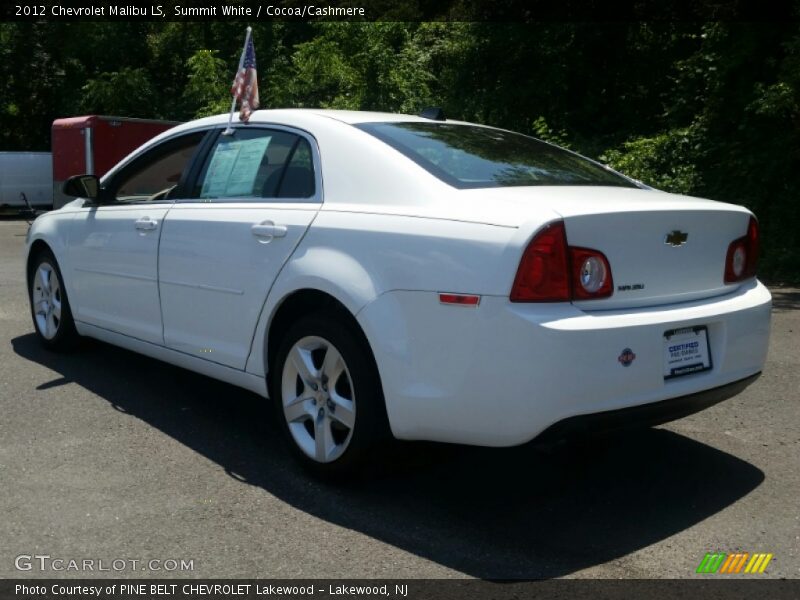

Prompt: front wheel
xmin=271 ymin=312 xmax=389 ymax=477
xmin=28 ymin=250 xmax=80 ymax=351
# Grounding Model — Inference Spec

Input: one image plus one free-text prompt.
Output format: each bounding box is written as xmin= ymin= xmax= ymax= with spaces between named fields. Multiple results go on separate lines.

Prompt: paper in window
xmin=200 ymin=135 xmax=272 ymax=198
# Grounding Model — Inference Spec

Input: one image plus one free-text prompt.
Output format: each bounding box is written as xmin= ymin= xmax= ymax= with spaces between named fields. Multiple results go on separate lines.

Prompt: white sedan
xmin=26 ymin=109 xmax=771 ymax=475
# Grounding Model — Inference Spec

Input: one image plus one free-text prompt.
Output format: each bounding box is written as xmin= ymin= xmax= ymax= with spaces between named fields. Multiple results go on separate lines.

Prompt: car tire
xmin=28 ymin=249 xmax=80 ymax=351
xmin=271 ymin=311 xmax=390 ymax=478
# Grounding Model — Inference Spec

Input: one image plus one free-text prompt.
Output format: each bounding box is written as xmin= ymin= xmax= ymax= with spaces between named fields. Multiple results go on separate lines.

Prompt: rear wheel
xmin=271 ymin=312 xmax=389 ymax=477
xmin=28 ymin=250 xmax=79 ymax=351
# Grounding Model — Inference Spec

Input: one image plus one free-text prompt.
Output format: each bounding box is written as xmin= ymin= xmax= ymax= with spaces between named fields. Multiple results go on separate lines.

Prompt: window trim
xmin=95 ymin=128 xmax=216 ymax=207
xmin=177 ymin=124 xmax=323 ymax=205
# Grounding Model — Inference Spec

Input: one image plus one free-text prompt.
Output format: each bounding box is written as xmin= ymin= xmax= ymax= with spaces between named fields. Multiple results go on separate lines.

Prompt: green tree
xmin=0 ymin=21 xmax=797 ymax=279
xmin=184 ymin=50 xmax=231 ymax=118
xmin=80 ymin=68 xmax=155 ymax=116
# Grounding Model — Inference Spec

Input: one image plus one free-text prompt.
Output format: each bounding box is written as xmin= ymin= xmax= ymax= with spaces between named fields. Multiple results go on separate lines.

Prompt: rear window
xmin=356 ymin=122 xmax=637 ymax=189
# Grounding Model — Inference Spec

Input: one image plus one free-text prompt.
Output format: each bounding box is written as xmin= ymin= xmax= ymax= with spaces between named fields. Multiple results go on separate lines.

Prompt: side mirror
xmin=63 ymin=174 xmax=101 ymax=200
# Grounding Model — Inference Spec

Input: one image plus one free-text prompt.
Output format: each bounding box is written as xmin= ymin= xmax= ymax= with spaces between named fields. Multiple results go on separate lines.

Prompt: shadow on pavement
xmin=12 ymin=333 xmax=764 ymax=579
xmin=770 ymin=287 xmax=800 ymax=312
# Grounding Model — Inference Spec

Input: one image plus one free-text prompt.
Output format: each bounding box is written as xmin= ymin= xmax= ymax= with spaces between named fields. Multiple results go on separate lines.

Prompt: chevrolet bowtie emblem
xmin=665 ymin=230 xmax=688 ymax=246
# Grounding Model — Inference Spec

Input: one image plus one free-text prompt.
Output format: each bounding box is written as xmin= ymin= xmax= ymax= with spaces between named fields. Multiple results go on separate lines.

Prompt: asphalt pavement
xmin=0 ymin=218 xmax=797 ymax=579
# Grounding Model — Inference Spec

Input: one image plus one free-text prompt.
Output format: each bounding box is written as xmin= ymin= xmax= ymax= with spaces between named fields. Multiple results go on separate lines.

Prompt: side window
xmin=193 ymin=128 xmax=316 ymax=202
xmin=111 ymin=132 xmax=206 ymax=203
xmin=277 ymin=138 xmax=315 ymax=199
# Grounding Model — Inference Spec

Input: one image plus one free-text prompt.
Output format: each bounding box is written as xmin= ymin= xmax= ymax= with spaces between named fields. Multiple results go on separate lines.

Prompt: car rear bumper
xmin=357 ymin=279 xmax=771 ymax=446
xmin=533 ymin=372 xmax=760 ymax=444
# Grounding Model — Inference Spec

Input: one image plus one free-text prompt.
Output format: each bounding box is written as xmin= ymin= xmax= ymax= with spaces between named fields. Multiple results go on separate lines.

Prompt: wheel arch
xmin=25 ymin=211 xmax=73 ymax=297
xmin=263 ymin=288 xmax=379 ymax=385
xmin=245 ymin=244 xmax=384 ymax=379
xmin=267 ymin=289 xmax=347 ymax=370
xmin=26 ymin=239 xmax=56 ymax=290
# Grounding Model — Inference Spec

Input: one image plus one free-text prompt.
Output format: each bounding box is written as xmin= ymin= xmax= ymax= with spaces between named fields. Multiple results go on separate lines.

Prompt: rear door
xmin=158 ymin=126 xmax=321 ymax=369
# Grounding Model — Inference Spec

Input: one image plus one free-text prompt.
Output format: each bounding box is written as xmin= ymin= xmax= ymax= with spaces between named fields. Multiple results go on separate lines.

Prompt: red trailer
xmin=52 ymin=115 xmax=181 ymax=208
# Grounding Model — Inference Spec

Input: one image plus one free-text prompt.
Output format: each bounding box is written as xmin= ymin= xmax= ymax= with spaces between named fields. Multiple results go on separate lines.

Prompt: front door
xmin=68 ymin=131 xmax=207 ymax=344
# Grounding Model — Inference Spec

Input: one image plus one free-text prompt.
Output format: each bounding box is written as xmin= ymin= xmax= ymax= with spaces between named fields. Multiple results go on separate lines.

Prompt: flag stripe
xmin=696 ymin=553 xmax=712 ymax=573
xmin=733 ymin=553 xmax=749 ymax=573
xmin=710 ymin=553 xmax=726 ymax=573
xmin=744 ymin=555 xmax=757 ymax=573
xmin=746 ymin=554 xmax=764 ymax=573
xmin=697 ymin=551 xmax=772 ymax=575
xmin=758 ymin=554 xmax=773 ymax=573
xmin=719 ymin=555 xmax=736 ymax=573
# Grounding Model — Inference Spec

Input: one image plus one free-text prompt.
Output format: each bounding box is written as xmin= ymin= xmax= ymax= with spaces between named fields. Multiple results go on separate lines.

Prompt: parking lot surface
xmin=0 ymin=218 xmax=798 ymax=579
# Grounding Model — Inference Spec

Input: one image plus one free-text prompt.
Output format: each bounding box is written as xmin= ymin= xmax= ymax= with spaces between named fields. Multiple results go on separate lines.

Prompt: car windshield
xmin=356 ymin=122 xmax=637 ymax=189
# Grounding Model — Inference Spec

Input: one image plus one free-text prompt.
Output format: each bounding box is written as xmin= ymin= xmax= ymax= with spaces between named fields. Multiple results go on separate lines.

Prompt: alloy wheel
xmin=281 ymin=335 xmax=356 ymax=463
xmin=32 ymin=263 xmax=62 ymax=340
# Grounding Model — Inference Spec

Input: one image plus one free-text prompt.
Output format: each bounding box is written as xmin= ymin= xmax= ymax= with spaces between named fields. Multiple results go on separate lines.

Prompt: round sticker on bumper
xmin=618 ymin=348 xmax=636 ymax=367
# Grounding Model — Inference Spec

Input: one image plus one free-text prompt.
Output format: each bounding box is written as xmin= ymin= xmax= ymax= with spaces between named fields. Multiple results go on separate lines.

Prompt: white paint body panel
xmin=68 ymin=204 xmax=169 ymax=344
xmin=158 ymin=203 xmax=319 ymax=369
xmin=357 ymin=281 xmax=771 ymax=445
xmin=25 ymin=109 xmax=772 ymax=448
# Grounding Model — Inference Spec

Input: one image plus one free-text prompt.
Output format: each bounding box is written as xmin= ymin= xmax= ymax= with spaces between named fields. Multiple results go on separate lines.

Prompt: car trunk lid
xmin=454 ymin=186 xmax=754 ymax=309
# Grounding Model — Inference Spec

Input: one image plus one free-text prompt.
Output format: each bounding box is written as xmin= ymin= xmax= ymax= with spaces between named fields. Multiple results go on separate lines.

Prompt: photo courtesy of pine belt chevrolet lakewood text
xmin=25 ymin=108 xmax=771 ymax=476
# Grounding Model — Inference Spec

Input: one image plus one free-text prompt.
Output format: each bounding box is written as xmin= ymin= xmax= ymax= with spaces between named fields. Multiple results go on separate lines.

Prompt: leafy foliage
xmin=600 ymin=127 xmax=702 ymax=195
xmin=81 ymin=68 xmax=155 ymax=115
xmin=0 ymin=21 xmax=797 ymax=280
xmin=184 ymin=50 xmax=231 ymax=118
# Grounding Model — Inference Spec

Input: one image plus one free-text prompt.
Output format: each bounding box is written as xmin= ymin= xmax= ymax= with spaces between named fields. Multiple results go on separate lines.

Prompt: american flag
xmin=231 ymin=35 xmax=259 ymax=123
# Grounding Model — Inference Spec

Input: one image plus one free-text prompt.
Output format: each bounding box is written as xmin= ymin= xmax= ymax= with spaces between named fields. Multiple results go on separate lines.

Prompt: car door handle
xmin=134 ymin=217 xmax=159 ymax=231
xmin=251 ymin=222 xmax=288 ymax=241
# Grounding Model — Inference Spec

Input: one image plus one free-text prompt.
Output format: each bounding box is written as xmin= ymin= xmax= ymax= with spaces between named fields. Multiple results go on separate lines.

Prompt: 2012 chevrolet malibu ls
xmin=25 ymin=109 xmax=771 ymax=475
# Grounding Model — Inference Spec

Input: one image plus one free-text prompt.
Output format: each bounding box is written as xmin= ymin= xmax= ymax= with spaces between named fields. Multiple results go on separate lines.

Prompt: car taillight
xmin=724 ymin=216 xmax=759 ymax=283
xmin=570 ymin=247 xmax=613 ymax=299
xmin=510 ymin=221 xmax=570 ymax=302
xmin=510 ymin=221 xmax=613 ymax=302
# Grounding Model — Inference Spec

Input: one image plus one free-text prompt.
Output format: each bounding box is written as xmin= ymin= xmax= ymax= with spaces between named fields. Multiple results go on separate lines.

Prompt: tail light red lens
xmin=510 ymin=221 xmax=570 ymax=302
xmin=511 ymin=221 xmax=614 ymax=302
xmin=724 ymin=216 xmax=759 ymax=283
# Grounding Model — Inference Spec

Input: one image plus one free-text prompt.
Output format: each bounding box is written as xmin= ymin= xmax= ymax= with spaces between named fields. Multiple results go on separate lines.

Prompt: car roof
xmin=282 ymin=109 xmax=438 ymax=124
xmin=164 ymin=108 xmax=468 ymax=135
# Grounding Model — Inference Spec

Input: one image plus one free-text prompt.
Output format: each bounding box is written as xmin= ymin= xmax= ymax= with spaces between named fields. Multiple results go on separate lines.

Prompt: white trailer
xmin=0 ymin=152 xmax=53 ymax=210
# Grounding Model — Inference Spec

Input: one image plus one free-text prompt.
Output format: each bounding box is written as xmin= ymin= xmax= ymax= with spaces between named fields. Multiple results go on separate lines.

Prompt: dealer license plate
xmin=663 ymin=326 xmax=712 ymax=379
